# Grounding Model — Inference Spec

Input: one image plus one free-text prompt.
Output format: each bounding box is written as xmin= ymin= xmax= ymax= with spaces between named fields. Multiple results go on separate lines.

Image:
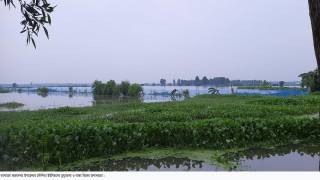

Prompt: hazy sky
xmin=0 ymin=0 xmax=317 ymax=84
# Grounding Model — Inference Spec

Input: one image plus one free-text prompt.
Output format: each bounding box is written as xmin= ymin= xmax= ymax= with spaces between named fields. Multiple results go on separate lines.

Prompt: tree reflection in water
xmin=72 ymin=157 xmax=221 ymax=171
xmin=69 ymin=144 xmax=320 ymax=171
xmin=92 ymin=95 xmax=143 ymax=105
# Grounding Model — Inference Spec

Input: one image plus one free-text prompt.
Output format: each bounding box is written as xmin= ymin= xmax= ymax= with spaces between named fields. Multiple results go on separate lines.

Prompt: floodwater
xmin=0 ymin=86 xmax=308 ymax=111
xmin=73 ymin=157 xmax=223 ymax=171
xmin=237 ymin=143 xmax=320 ymax=171
xmin=71 ymin=144 xmax=320 ymax=171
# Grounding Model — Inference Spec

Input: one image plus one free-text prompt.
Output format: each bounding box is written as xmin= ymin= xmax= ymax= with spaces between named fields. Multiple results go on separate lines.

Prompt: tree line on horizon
xmin=158 ymin=76 xmax=266 ymax=87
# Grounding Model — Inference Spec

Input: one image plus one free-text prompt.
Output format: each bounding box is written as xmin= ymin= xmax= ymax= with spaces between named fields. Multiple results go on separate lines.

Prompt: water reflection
xmin=37 ymin=92 xmax=48 ymax=98
xmin=234 ymin=143 xmax=320 ymax=171
xmin=71 ymin=157 xmax=222 ymax=171
xmin=72 ymin=144 xmax=320 ymax=171
xmin=0 ymin=85 xmax=310 ymax=111
xmin=92 ymin=95 xmax=143 ymax=105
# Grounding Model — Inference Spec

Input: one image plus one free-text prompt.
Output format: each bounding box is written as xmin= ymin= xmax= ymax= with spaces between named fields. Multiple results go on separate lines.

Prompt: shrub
xmin=128 ymin=84 xmax=143 ymax=97
xmin=120 ymin=81 xmax=130 ymax=96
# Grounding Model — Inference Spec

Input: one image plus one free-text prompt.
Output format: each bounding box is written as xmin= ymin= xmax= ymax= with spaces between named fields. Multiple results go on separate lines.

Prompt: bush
xmin=112 ymin=85 xmax=121 ymax=96
xmin=128 ymin=84 xmax=143 ymax=97
xmin=37 ymin=87 xmax=49 ymax=94
xmin=120 ymin=81 xmax=130 ymax=96
xmin=92 ymin=80 xmax=142 ymax=97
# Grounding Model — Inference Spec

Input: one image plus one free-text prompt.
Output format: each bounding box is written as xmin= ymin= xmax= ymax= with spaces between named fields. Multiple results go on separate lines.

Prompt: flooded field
xmin=235 ymin=144 xmax=320 ymax=171
xmin=0 ymin=86 xmax=308 ymax=111
xmin=73 ymin=157 xmax=223 ymax=171
xmin=69 ymin=144 xmax=320 ymax=171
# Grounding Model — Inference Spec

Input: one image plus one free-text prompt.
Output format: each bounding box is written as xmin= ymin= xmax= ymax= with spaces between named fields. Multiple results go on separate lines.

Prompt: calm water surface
xmin=71 ymin=144 xmax=320 ymax=171
xmin=0 ymin=86 xmax=308 ymax=111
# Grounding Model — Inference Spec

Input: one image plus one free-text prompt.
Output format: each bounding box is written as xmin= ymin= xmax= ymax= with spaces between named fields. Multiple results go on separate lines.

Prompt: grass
xmin=0 ymin=94 xmax=320 ymax=170
xmin=0 ymin=102 xmax=24 ymax=109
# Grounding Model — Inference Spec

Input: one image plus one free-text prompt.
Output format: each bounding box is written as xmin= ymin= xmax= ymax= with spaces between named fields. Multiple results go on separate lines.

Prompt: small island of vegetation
xmin=0 ymin=102 xmax=24 ymax=109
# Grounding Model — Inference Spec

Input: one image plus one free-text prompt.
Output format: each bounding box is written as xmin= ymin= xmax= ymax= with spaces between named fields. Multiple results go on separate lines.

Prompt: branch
xmin=2 ymin=0 xmax=56 ymax=48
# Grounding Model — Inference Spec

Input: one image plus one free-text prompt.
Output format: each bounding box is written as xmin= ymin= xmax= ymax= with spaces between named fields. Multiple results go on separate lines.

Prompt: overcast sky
xmin=0 ymin=0 xmax=317 ymax=84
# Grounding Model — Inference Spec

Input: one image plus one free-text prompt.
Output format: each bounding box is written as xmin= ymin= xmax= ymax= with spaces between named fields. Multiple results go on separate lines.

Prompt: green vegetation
xmin=2 ymin=0 xmax=56 ymax=48
xmin=261 ymin=80 xmax=271 ymax=88
xmin=37 ymin=87 xmax=49 ymax=94
xmin=176 ymin=76 xmax=230 ymax=86
xmin=92 ymin=80 xmax=143 ymax=98
xmin=0 ymin=95 xmax=320 ymax=170
xmin=299 ymin=69 xmax=320 ymax=92
xmin=0 ymin=90 xmax=10 ymax=93
xmin=160 ymin=79 xmax=166 ymax=86
xmin=128 ymin=83 xmax=143 ymax=97
xmin=208 ymin=87 xmax=220 ymax=95
xmin=37 ymin=87 xmax=49 ymax=97
xmin=170 ymin=89 xmax=190 ymax=100
xmin=0 ymin=102 xmax=24 ymax=109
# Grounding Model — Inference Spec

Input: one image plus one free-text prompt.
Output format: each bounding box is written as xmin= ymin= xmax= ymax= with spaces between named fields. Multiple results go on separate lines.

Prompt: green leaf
xmin=47 ymin=7 xmax=54 ymax=13
xmin=43 ymin=26 xmax=49 ymax=39
xmin=20 ymin=29 xmax=26 ymax=34
xmin=31 ymin=37 xmax=36 ymax=49
xmin=48 ymin=14 xmax=51 ymax=25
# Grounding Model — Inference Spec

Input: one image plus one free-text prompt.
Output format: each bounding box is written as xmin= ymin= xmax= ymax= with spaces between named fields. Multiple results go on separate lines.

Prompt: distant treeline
xmin=155 ymin=76 xmax=264 ymax=86
xmin=179 ymin=76 xmax=230 ymax=86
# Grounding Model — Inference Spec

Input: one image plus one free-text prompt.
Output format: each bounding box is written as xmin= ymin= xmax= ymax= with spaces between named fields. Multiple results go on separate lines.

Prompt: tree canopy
xmin=308 ymin=0 xmax=320 ymax=90
xmin=2 ymin=0 xmax=56 ymax=48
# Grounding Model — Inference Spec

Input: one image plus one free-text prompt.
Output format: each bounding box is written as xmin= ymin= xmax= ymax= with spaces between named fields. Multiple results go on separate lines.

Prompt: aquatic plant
xmin=0 ymin=90 xmax=10 ymax=93
xmin=1 ymin=94 xmax=320 ymax=170
xmin=0 ymin=102 xmax=24 ymax=109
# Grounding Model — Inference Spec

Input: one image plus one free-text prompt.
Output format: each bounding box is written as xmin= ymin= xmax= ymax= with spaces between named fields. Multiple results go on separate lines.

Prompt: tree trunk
xmin=308 ymin=0 xmax=320 ymax=88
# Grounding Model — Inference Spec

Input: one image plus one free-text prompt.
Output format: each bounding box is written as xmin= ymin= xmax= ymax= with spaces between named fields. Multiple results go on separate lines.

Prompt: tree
xmin=104 ymin=80 xmax=116 ymax=95
xmin=177 ymin=79 xmax=181 ymax=86
xmin=92 ymin=80 xmax=103 ymax=95
xmin=112 ymin=85 xmax=121 ymax=96
xmin=308 ymin=0 xmax=320 ymax=90
xmin=279 ymin=81 xmax=285 ymax=88
xmin=128 ymin=83 xmax=143 ymax=97
xmin=120 ymin=81 xmax=130 ymax=96
xmin=202 ymin=76 xmax=208 ymax=85
xmin=299 ymin=69 xmax=319 ymax=91
xmin=160 ymin=79 xmax=166 ymax=86
xmin=68 ymin=86 xmax=73 ymax=93
xmin=12 ymin=83 xmax=17 ymax=88
xmin=2 ymin=0 xmax=56 ymax=48
xmin=261 ymin=80 xmax=271 ymax=89
xmin=195 ymin=76 xmax=200 ymax=86
xmin=37 ymin=87 xmax=49 ymax=97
